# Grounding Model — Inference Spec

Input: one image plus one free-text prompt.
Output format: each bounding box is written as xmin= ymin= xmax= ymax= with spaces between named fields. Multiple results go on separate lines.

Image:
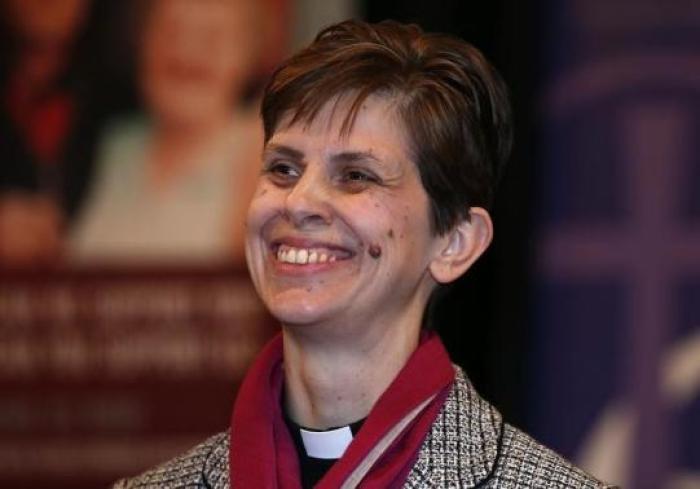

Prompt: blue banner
xmin=532 ymin=2 xmax=700 ymax=488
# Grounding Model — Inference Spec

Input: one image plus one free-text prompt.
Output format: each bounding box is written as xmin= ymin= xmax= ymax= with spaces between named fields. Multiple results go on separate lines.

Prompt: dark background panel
xmin=363 ymin=0 xmax=539 ymax=426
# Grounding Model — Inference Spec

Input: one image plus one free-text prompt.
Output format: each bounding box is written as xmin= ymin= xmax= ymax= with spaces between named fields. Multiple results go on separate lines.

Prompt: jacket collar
xmin=405 ymin=367 xmax=503 ymax=488
xmin=203 ymin=432 xmax=230 ymax=489
xmin=207 ymin=368 xmax=501 ymax=489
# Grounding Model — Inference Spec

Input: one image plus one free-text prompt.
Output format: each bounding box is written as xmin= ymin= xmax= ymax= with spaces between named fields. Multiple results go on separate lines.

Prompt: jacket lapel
xmin=404 ymin=367 xmax=503 ymax=488
xmin=203 ymin=432 xmax=231 ymax=489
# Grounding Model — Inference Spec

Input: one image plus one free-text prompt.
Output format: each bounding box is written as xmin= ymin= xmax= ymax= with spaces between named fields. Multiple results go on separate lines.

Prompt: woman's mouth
xmin=274 ymin=244 xmax=353 ymax=265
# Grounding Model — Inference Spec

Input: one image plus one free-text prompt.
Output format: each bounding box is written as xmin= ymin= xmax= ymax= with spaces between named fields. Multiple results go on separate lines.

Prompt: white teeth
xmin=276 ymin=246 xmax=344 ymax=265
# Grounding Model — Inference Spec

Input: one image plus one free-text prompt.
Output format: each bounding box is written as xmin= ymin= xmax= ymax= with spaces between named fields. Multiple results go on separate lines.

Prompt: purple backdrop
xmin=531 ymin=2 xmax=700 ymax=488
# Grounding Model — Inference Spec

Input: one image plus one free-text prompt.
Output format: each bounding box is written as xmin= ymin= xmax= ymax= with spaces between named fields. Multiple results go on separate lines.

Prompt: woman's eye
xmin=264 ymin=161 xmax=300 ymax=184
xmin=342 ymin=169 xmax=378 ymax=184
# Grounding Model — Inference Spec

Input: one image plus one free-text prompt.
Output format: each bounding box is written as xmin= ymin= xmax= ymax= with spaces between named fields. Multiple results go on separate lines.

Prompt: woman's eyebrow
xmin=262 ymin=143 xmax=305 ymax=161
xmin=330 ymin=150 xmax=382 ymax=165
xmin=263 ymin=145 xmax=386 ymax=167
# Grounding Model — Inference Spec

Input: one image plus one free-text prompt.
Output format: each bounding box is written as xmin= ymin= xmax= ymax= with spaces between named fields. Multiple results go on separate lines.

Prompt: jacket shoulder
xmin=404 ymin=367 xmax=614 ymax=488
xmin=112 ymin=431 xmax=229 ymax=489
xmin=489 ymin=423 xmax=615 ymax=488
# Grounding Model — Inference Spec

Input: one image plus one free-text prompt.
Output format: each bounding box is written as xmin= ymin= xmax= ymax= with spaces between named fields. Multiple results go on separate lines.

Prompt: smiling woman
xmin=68 ymin=0 xmax=265 ymax=264
xmin=247 ymin=97 xmax=441 ymax=340
xmin=113 ymin=19 xmax=615 ymax=489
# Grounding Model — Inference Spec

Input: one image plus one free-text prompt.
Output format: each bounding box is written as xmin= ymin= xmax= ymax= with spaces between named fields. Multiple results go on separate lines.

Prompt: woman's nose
xmin=284 ymin=169 xmax=333 ymax=228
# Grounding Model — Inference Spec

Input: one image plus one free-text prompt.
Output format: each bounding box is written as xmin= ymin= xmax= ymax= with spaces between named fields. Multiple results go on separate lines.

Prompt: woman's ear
xmin=429 ymin=207 xmax=493 ymax=284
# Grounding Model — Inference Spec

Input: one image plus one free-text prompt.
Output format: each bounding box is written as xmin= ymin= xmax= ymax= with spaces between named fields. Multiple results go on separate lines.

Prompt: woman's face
xmin=141 ymin=0 xmax=258 ymax=126
xmin=246 ymin=97 xmax=443 ymax=331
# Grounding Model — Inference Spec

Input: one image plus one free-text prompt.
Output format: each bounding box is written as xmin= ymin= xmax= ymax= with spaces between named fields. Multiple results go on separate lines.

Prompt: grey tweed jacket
xmin=114 ymin=368 xmax=613 ymax=488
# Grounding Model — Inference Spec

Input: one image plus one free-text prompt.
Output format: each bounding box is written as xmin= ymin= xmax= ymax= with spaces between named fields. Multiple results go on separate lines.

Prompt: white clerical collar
xmin=299 ymin=425 xmax=354 ymax=459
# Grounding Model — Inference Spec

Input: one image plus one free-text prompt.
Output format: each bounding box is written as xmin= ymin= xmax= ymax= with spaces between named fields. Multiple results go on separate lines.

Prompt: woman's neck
xmin=148 ymin=115 xmax=235 ymax=188
xmin=154 ymin=114 xmax=234 ymax=149
xmin=282 ymin=320 xmax=421 ymax=430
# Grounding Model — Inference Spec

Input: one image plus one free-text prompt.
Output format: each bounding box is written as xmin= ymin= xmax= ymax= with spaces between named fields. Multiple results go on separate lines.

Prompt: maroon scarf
xmin=229 ymin=332 xmax=455 ymax=488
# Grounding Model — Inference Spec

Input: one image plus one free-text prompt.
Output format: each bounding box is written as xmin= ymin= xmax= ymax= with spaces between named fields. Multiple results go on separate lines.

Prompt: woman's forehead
xmin=272 ymin=88 xmax=401 ymax=133
xmin=274 ymin=95 xmax=408 ymax=144
xmin=271 ymin=100 xmax=409 ymax=155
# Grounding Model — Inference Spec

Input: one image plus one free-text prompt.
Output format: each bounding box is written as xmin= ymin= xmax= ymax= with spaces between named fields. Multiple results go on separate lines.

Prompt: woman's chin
xmin=270 ymin=304 xmax=332 ymax=327
xmin=264 ymin=290 xmax=338 ymax=328
xmin=268 ymin=301 xmax=332 ymax=326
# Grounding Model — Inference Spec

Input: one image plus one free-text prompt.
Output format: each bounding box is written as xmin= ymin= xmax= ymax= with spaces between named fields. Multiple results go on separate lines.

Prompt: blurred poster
xmin=0 ymin=1 xmax=291 ymax=487
xmin=1 ymin=0 xmax=293 ymax=268
xmin=0 ymin=267 xmax=276 ymax=488
xmin=532 ymin=1 xmax=700 ymax=488
xmin=67 ymin=0 xmax=280 ymax=265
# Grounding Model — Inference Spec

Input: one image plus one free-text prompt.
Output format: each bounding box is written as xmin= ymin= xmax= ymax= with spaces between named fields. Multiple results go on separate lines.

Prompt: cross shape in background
xmin=539 ymin=56 xmax=700 ymax=489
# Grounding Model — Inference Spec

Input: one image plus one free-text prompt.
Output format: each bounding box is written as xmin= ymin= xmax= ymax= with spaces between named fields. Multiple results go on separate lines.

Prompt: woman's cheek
xmin=247 ymin=185 xmax=278 ymax=228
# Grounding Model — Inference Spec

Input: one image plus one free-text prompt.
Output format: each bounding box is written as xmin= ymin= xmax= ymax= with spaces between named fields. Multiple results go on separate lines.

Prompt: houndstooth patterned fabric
xmin=403 ymin=369 xmax=613 ymax=488
xmin=114 ymin=367 xmax=613 ymax=488
xmin=113 ymin=431 xmax=229 ymax=489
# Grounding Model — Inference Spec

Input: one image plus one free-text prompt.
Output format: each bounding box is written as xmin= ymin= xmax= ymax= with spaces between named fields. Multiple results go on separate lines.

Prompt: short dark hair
xmin=261 ymin=19 xmax=512 ymax=234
